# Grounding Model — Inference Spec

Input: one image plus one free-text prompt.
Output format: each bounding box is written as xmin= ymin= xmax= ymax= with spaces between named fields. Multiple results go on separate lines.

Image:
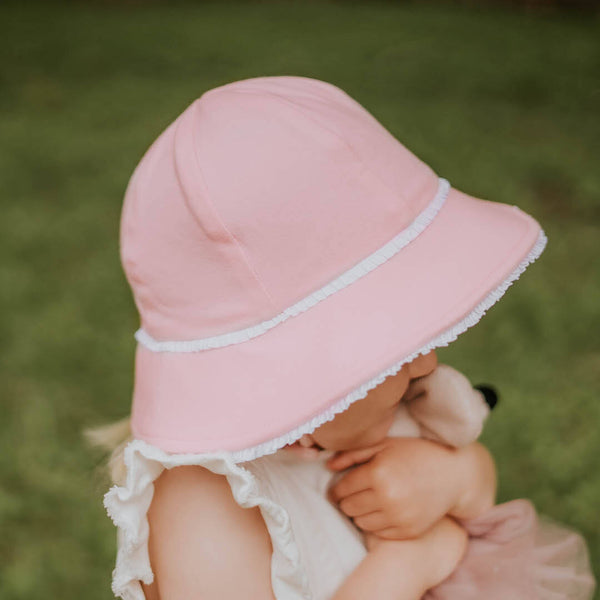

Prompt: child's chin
xmin=356 ymin=414 xmax=396 ymax=447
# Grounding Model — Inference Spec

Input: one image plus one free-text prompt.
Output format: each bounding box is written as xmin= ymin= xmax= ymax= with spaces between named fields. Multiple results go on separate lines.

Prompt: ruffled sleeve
xmin=103 ymin=439 xmax=313 ymax=600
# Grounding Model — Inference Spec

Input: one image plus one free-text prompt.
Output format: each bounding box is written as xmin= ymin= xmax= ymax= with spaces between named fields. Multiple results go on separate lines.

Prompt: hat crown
xmin=120 ymin=76 xmax=439 ymax=341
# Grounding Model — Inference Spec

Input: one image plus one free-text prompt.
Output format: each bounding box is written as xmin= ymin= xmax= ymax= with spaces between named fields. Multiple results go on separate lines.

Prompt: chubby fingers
xmin=327 ymin=463 xmax=374 ymax=504
xmin=352 ymin=511 xmax=388 ymax=532
xmin=326 ymin=442 xmax=386 ymax=471
xmin=356 ymin=519 xmax=428 ymax=539
xmin=370 ymin=526 xmax=413 ymax=540
xmin=337 ymin=489 xmax=379 ymax=517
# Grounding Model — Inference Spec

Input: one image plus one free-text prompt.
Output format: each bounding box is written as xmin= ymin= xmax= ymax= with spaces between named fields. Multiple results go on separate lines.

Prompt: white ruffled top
xmin=103 ymin=406 xmax=422 ymax=600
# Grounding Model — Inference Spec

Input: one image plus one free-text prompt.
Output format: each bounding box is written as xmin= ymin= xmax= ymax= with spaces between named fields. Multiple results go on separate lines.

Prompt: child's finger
xmin=353 ymin=511 xmax=388 ymax=532
xmin=326 ymin=443 xmax=385 ymax=471
xmin=327 ymin=464 xmax=372 ymax=503
xmin=337 ymin=489 xmax=379 ymax=517
xmin=370 ymin=526 xmax=410 ymax=540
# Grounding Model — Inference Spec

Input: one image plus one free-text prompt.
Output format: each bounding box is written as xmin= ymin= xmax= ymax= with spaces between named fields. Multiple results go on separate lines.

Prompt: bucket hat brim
xmin=130 ymin=183 xmax=545 ymax=461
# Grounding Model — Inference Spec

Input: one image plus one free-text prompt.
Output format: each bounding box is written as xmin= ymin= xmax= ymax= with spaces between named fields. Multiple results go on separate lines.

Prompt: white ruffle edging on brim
xmin=103 ymin=440 xmax=312 ymax=600
xmin=155 ymin=227 xmax=548 ymax=465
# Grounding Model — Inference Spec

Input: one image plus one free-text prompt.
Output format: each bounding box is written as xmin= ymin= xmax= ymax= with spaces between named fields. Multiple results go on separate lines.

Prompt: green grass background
xmin=0 ymin=1 xmax=598 ymax=598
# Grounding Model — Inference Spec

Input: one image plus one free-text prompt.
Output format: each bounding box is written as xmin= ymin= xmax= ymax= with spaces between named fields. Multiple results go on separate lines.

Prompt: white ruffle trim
xmin=134 ymin=177 xmax=451 ymax=353
xmin=189 ymin=227 xmax=548 ymax=464
xmin=103 ymin=440 xmax=312 ymax=600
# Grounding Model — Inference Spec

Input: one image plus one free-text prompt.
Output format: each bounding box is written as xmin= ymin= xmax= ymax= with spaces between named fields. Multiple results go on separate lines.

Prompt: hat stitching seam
xmin=220 ymin=87 xmax=411 ymax=208
xmin=188 ymin=99 xmax=279 ymax=310
xmin=134 ymin=177 xmax=450 ymax=351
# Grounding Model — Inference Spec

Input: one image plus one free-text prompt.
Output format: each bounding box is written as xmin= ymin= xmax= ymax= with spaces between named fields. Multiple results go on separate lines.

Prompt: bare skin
xmin=310 ymin=350 xmax=440 ymax=451
xmin=333 ymin=516 xmax=468 ymax=600
xmin=325 ymin=437 xmax=497 ymax=538
xmin=142 ymin=470 xmax=468 ymax=600
xmin=141 ymin=351 xmax=495 ymax=599
xmin=142 ymin=466 xmax=275 ymax=600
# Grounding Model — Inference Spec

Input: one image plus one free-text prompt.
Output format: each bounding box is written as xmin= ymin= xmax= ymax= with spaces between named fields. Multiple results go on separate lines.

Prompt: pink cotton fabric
xmin=120 ymin=75 xmax=544 ymax=454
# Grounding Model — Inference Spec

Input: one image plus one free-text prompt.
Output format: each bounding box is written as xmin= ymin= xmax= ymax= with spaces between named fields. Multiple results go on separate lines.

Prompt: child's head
xmin=116 ymin=75 xmax=546 ymax=463
xmin=306 ymin=351 xmax=438 ymax=451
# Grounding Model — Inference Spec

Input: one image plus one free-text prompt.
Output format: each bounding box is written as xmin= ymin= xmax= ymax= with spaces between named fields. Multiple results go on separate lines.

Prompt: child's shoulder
xmin=150 ymin=464 xmax=267 ymax=533
xmin=147 ymin=465 xmax=275 ymax=598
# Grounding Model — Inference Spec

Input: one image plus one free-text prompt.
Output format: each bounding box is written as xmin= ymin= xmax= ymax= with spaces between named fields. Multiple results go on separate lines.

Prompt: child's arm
xmin=146 ymin=464 xmax=461 ymax=600
xmin=333 ymin=517 xmax=468 ymax=600
xmin=146 ymin=465 xmax=277 ymax=600
xmin=327 ymin=437 xmax=496 ymax=540
xmin=332 ymin=541 xmax=428 ymax=600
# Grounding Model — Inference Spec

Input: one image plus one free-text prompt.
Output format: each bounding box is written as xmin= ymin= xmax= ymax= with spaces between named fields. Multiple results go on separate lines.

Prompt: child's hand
xmin=326 ymin=437 xmax=496 ymax=539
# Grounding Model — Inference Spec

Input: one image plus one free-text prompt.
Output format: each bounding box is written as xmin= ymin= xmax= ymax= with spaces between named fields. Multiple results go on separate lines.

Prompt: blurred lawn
xmin=0 ymin=1 xmax=598 ymax=598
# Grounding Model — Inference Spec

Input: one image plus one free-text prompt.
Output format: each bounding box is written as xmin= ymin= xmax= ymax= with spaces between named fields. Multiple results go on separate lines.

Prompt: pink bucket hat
xmin=120 ymin=75 xmax=546 ymax=461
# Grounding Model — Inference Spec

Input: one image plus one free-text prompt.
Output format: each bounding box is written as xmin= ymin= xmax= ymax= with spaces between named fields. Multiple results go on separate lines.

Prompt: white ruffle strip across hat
xmin=119 ymin=75 xmax=546 ymax=462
